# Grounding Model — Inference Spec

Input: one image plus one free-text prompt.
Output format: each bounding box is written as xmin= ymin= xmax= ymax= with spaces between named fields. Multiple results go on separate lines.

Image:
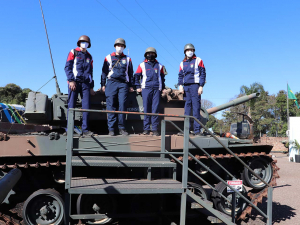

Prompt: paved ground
xmin=239 ymin=152 xmax=299 ymax=225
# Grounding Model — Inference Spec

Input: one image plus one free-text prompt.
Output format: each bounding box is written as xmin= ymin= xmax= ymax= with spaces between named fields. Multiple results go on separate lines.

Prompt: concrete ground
xmin=239 ymin=152 xmax=299 ymax=225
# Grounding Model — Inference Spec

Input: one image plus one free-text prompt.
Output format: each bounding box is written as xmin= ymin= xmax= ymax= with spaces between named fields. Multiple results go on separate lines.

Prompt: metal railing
xmin=65 ymin=108 xmax=273 ymax=225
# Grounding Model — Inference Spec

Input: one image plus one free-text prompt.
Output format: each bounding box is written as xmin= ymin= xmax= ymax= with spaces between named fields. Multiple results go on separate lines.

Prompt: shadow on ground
xmin=238 ymin=199 xmax=296 ymax=224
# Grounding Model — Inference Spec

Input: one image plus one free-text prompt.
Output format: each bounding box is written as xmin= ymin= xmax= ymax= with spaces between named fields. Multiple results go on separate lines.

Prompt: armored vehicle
xmin=0 ymin=89 xmax=278 ymax=225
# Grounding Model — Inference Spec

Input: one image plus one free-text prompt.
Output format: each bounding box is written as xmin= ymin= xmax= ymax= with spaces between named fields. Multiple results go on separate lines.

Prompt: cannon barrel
xmin=206 ymin=93 xmax=260 ymax=115
xmin=0 ymin=168 xmax=22 ymax=204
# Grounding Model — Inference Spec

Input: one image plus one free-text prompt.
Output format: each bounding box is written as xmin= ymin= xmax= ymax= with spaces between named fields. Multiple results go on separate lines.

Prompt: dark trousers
xmin=105 ymin=80 xmax=128 ymax=131
xmin=67 ymin=82 xmax=90 ymax=132
xmin=142 ymin=88 xmax=160 ymax=131
xmin=184 ymin=84 xmax=201 ymax=133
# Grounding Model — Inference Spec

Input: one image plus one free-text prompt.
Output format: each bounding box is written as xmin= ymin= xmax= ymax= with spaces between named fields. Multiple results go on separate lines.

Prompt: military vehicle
xmin=0 ymin=1 xmax=278 ymax=223
xmin=0 ymin=87 xmax=279 ymax=225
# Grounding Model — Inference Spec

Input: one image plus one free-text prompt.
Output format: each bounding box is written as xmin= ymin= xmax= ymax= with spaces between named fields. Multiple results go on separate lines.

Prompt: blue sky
xmin=1 ymin=0 xmax=300 ymax=118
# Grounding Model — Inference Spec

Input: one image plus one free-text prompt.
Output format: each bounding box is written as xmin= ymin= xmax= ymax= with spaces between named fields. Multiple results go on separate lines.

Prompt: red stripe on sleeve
xmin=135 ymin=64 xmax=143 ymax=74
xmin=67 ymin=51 xmax=74 ymax=61
xmin=91 ymin=59 xmax=93 ymax=68
xmin=179 ymin=65 xmax=182 ymax=72
xmin=199 ymin=60 xmax=205 ymax=68
xmin=160 ymin=67 xmax=164 ymax=75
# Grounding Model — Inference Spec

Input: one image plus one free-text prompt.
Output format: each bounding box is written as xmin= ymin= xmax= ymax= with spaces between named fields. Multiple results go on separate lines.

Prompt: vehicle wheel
xmin=186 ymin=182 xmax=208 ymax=218
xmin=211 ymin=182 xmax=248 ymax=216
xmin=187 ymin=182 xmax=208 ymax=201
xmin=22 ymin=189 xmax=64 ymax=225
xmin=76 ymin=194 xmax=116 ymax=224
xmin=242 ymin=157 xmax=273 ymax=190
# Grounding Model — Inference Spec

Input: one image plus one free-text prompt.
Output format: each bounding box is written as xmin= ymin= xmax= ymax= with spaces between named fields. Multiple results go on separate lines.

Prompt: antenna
xmin=38 ymin=0 xmax=62 ymax=95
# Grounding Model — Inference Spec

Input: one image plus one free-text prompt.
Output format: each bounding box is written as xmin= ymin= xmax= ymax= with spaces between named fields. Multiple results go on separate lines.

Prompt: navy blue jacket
xmin=178 ymin=55 xmax=206 ymax=87
xmin=64 ymin=47 xmax=94 ymax=88
xmin=101 ymin=52 xmax=133 ymax=87
xmin=134 ymin=60 xmax=166 ymax=91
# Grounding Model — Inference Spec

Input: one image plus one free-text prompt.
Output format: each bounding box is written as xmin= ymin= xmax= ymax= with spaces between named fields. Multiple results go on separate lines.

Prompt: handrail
xmin=69 ymin=108 xmax=269 ymax=187
xmin=165 ymin=120 xmax=236 ymax=179
xmin=167 ymin=151 xmax=233 ymax=205
xmin=162 ymin=120 xmax=269 ymax=219
xmin=66 ymin=108 xmax=272 ymax=222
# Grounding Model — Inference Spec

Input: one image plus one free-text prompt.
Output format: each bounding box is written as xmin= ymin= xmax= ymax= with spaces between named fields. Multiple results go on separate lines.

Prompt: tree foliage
xmin=0 ymin=83 xmax=32 ymax=105
xmin=215 ymin=82 xmax=300 ymax=137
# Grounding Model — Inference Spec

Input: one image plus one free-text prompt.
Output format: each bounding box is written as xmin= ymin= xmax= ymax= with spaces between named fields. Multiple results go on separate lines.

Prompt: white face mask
xmin=80 ymin=42 xmax=89 ymax=49
xmin=186 ymin=50 xmax=194 ymax=58
xmin=116 ymin=46 xmax=124 ymax=54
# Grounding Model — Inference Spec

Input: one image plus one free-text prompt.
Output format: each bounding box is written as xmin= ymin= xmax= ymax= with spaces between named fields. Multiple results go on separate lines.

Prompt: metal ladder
xmin=64 ymin=108 xmax=273 ymax=225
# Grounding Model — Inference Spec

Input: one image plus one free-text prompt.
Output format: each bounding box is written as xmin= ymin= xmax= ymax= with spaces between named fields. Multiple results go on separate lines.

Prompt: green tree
xmin=250 ymin=91 xmax=274 ymax=137
xmin=206 ymin=115 xmax=217 ymax=129
xmin=240 ymin=82 xmax=266 ymax=117
xmin=0 ymin=83 xmax=32 ymax=105
xmin=209 ymin=115 xmax=226 ymax=134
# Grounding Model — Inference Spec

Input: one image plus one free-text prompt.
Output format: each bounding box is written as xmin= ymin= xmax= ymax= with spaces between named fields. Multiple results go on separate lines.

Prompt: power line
xmin=116 ymin=0 xmax=180 ymax=66
xmin=94 ymin=0 xmax=149 ymax=47
xmin=135 ymin=0 xmax=183 ymax=56
xmin=94 ymin=0 xmax=177 ymax=70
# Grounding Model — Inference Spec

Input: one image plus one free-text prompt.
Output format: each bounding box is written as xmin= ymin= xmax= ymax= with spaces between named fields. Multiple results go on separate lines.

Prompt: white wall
xmin=289 ymin=117 xmax=300 ymax=162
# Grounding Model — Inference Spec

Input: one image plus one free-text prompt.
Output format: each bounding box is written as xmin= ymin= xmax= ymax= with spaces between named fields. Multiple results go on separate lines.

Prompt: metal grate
xmin=69 ymin=178 xmax=182 ymax=194
xmin=72 ymin=156 xmax=176 ymax=167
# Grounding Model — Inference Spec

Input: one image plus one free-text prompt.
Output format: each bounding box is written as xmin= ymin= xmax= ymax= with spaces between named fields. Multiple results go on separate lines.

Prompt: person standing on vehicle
xmin=135 ymin=47 xmax=167 ymax=136
xmin=101 ymin=38 xmax=134 ymax=136
xmin=65 ymin=35 xmax=95 ymax=136
xmin=178 ymin=43 xmax=206 ymax=135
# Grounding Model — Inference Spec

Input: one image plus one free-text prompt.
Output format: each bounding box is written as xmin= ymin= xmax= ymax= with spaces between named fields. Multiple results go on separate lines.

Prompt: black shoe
xmin=119 ymin=129 xmax=128 ymax=136
xmin=194 ymin=132 xmax=204 ymax=136
xmin=109 ymin=131 xmax=115 ymax=136
xmin=82 ymin=131 xmax=93 ymax=136
xmin=152 ymin=130 xmax=160 ymax=136
xmin=143 ymin=130 xmax=150 ymax=135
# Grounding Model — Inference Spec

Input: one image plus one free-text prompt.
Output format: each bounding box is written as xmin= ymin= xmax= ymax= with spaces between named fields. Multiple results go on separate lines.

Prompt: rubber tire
xmin=187 ymin=182 xmax=208 ymax=200
xmin=242 ymin=157 xmax=273 ymax=190
xmin=211 ymin=182 xmax=248 ymax=216
xmin=22 ymin=189 xmax=64 ymax=225
xmin=76 ymin=194 xmax=115 ymax=224
xmin=186 ymin=182 xmax=208 ymax=219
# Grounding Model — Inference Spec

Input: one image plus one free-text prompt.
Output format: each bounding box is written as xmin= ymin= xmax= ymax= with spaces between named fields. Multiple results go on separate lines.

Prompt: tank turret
xmin=24 ymin=91 xmax=260 ymax=133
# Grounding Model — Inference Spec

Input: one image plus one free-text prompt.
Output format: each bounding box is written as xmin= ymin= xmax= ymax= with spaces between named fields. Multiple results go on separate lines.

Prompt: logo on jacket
xmin=86 ymin=58 xmax=90 ymax=63
xmin=155 ymin=69 xmax=158 ymax=73
xmin=122 ymin=59 xmax=126 ymax=64
xmin=190 ymin=64 xmax=194 ymax=68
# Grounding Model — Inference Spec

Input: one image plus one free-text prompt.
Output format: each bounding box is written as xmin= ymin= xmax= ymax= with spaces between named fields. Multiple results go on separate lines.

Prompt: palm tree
xmin=240 ymin=82 xmax=265 ymax=117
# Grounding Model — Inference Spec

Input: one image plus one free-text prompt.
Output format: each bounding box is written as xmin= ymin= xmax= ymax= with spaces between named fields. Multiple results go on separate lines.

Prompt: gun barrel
xmin=206 ymin=93 xmax=260 ymax=115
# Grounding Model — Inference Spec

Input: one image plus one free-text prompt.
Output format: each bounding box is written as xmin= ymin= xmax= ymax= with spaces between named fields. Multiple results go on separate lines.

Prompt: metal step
xmin=72 ymin=156 xmax=176 ymax=168
xmin=68 ymin=178 xmax=183 ymax=194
